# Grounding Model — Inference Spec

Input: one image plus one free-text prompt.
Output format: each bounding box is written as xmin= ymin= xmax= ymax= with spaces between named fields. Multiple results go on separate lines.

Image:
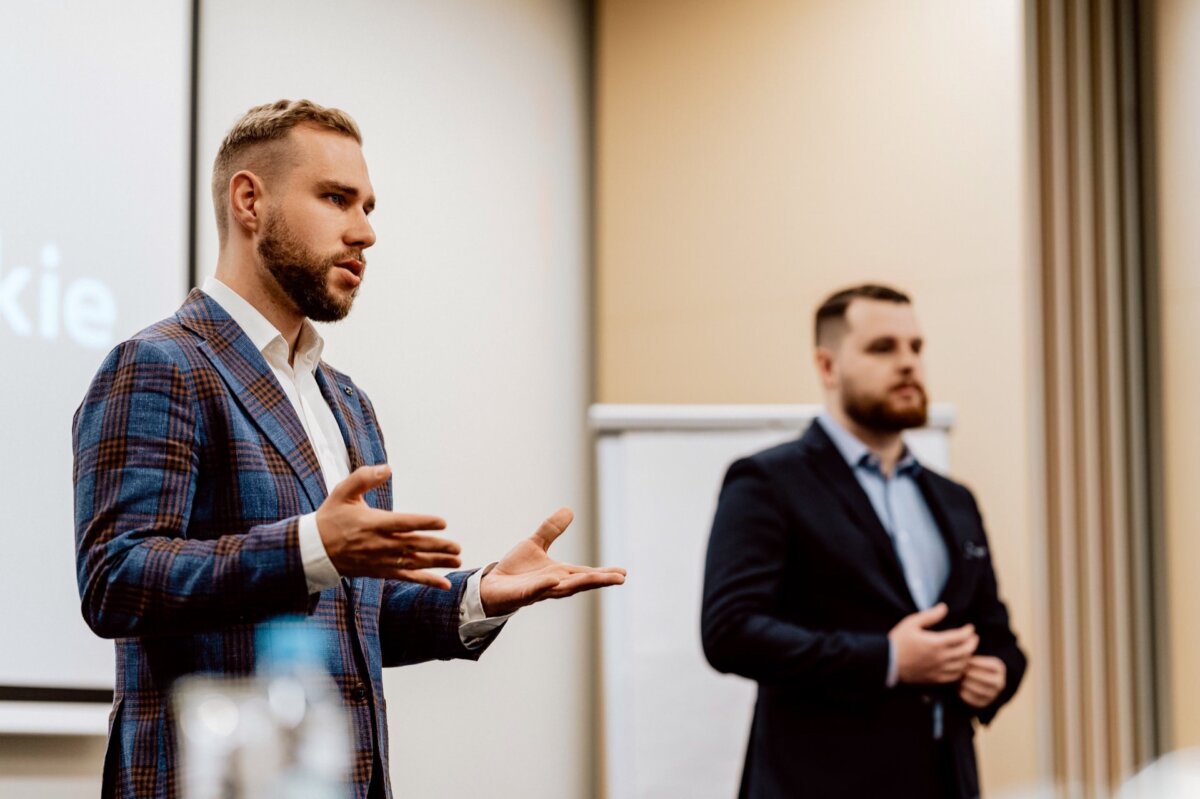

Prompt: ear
xmin=814 ymin=345 xmax=838 ymax=390
xmin=228 ymin=170 xmax=266 ymax=235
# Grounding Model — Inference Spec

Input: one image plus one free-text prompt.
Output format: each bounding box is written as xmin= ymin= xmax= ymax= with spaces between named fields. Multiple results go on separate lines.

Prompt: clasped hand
xmin=316 ymin=465 xmax=627 ymax=611
xmin=888 ymin=602 xmax=1006 ymax=708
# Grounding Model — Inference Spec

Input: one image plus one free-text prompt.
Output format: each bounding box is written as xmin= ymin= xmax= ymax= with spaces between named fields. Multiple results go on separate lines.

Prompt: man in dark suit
xmin=73 ymin=99 xmax=625 ymax=799
xmin=701 ymin=284 xmax=1025 ymax=798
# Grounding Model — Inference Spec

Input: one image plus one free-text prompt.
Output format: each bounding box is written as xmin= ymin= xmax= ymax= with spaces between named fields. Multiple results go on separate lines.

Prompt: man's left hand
xmin=479 ymin=508 xmax=626 ymax=617
xmin=958 ymin=654 xmax=1006 ymax=708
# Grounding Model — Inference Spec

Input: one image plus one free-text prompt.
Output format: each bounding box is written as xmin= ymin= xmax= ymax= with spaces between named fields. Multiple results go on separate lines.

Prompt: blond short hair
xmin=211 ymin=99 xmax=362 ymax=243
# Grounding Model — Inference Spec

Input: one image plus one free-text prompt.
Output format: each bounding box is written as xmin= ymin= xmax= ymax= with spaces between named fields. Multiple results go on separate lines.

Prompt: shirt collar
xmin=815 ymin=411 xmax=921 ymax=476
xmin=201 ymin=276 xmax=325 ymax=372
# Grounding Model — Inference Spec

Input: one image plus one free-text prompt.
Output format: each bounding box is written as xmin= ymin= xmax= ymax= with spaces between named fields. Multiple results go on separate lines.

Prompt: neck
xmin=214 ymin=250 xmax=304 ymax=364
xmin=826 ymin=403 xmax=906 ymax=477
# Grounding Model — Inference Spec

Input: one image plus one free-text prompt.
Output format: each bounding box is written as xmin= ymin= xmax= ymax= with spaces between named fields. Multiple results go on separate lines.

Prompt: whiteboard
xmin=592 ymin=404 xmax=954 ymax=799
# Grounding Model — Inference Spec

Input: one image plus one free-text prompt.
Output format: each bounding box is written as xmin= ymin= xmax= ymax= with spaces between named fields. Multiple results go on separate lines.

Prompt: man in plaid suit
xmin=72 ymin=99 xmax=625 ymax=799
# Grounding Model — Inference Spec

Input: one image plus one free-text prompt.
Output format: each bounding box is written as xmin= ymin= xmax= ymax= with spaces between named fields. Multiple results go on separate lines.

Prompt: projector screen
xmin=0 ymin=1 xmax=191 ymax=696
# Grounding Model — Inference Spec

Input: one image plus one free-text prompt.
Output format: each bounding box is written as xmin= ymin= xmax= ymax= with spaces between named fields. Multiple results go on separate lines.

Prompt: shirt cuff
xmin=458 ymin=563 xmax=514 ymax=648
xmin=886 ymin=638 xmax=899 ymax=688
xmin=299 ymin=512 xmax=341 ymax=594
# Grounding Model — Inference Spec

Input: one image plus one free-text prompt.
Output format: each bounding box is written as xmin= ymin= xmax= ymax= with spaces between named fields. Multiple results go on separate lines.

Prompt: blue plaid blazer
xmin=73 ymin=289 xmax=493 ymax=799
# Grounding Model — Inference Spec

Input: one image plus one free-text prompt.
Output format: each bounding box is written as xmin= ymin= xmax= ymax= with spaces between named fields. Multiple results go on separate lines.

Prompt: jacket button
xmin=352 ymin=684 xmax=368 ymax=702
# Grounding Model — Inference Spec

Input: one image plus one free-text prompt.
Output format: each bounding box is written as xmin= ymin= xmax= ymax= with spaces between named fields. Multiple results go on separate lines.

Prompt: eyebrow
xmin=316 ymin=180 xmax=376 ymax=214
xmin=864 ymin=335 xmax=922 ymax=347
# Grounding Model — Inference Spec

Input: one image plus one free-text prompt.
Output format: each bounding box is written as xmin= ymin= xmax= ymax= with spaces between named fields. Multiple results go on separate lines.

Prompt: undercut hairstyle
xmin=814 ymin=284 xmax=911 ymax=348
xmin=211 ymin=99 xmax=362 ymax=243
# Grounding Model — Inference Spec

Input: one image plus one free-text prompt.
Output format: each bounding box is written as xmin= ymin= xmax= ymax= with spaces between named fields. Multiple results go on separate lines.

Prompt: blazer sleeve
xmin=73 ymin=339 xmax=312 ymax=639
xmin=701 ymin=457 xmax=891 ymax=695
xmin=378 ymin=569 xmax=500 ymax=667
xmin=962 ymin=492 xmax=1027 ymax=725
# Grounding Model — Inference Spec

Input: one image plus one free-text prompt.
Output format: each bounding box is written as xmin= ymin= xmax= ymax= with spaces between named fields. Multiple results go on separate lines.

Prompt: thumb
xmin=912 ymin=602 xmax=948 ymax=629
xmin=333 ymin=464 xmax=391 ymax=502
xmin=532 ymin=507 xmax=574 ymax=550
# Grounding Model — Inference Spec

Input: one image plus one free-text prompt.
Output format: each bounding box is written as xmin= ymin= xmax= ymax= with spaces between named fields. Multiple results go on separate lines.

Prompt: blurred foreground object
xmin=174 ymin=618 xmax=351 ymax=799
xmin=1116 ymin=748 xmax=1200 ymax=798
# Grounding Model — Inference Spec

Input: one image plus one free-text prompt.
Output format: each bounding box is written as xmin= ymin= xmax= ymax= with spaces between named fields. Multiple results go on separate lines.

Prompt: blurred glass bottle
xmin=175 ymin=618 xmax=352 ymax=799
xmin=256 ymin=617 xmax=353 ymax=799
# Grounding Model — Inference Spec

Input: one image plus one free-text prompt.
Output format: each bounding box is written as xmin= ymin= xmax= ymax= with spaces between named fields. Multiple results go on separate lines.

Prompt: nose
xmin=346 ymin=210 xmax=376 ymax=250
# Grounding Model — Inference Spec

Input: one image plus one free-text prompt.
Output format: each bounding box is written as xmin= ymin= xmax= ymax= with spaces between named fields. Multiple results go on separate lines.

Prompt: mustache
xmin=332 ymin=251 xmax=366 ymax=268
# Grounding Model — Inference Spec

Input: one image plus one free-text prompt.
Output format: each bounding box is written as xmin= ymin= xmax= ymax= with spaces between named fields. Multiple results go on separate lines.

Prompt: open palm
xmin=479 ymin=508 xmax=627 ymax=616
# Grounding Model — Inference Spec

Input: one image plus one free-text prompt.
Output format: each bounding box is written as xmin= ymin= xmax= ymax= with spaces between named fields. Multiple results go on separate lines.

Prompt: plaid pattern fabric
xmin=74 ymin=289 xmax=492 ymax=799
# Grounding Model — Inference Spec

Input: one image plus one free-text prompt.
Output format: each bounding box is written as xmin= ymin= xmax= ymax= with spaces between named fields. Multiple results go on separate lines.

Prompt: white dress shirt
xmin=202 ymin=278 xmax=510 ymax=645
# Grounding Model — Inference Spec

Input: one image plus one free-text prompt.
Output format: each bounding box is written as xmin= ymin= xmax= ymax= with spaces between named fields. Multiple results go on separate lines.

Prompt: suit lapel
xmin=315 ymin=365 xmax=369 ymax=472
xmin=176 ymin=289 xmax=328 ymax=511
xmin=315 ymin=364 xmax=377 ymax=607
xmin=799 ymin=423 xmax=918 ymax=611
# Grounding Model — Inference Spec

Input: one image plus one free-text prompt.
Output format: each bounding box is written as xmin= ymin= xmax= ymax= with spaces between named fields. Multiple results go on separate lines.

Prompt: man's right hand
xmin=888 ymin=602 xmax=979 ymax=684
xmin=316 ymin=464 xmax=462 ymax=589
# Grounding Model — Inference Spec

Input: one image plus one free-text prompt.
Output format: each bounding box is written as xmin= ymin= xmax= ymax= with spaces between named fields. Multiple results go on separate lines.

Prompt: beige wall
xmin=1153 ymin=0 xmax=1200 ymax=753
xmin=596 ymin=0 xmax=1045 ymax=793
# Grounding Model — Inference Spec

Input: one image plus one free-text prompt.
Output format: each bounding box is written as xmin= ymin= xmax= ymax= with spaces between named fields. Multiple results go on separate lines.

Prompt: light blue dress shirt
xmin=816 ymin=413 xmax=951 ymax=737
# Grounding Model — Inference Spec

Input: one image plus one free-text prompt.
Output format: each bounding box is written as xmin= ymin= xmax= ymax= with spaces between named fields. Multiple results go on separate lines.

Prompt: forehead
xmin=843 ymin=299 xmax=921 ymax=339
xmin=284 ymin=124 xmax=373 ymax=191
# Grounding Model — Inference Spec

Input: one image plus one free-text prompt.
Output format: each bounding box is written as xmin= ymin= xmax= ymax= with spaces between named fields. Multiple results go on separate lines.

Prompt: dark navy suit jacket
xmin=701 ymin=422 xmax=1025 ymax=799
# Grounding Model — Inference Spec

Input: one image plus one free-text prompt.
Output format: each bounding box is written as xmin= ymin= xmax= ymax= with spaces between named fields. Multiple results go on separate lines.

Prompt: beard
xmin=257 ymin=213 xmax=364 ymax=323
xmin=841 ymin=379 xmax=929 ymax=433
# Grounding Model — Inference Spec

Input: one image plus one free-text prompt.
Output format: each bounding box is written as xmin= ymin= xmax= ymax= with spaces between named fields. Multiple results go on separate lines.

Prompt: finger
xmin=385 ymin=533 xmax=461 ymax=556
xmin=394 ymin=553 xmax=462 ymax=570
xmin=959 ymin=684 xmax=991 ymax=708
xmin=524 ymin=574 xmax=566 ymax=599
xmin=967 ymin=655 xmax=1005 ymax=675
xmin=933 ymin=625 xmax=977 ymax=649
xmin=932 ymin=668 xmax=964 ymax=684
xmin=909 ymin=602 xmax=948 ymax=629
xmin=964 ymin=680 xmax=996 ymax=702
xmin=531 ymin=507 xmax=574 ymax=550
xmin=939 ymin=641 xmax=979 ymax=674
xmin=960 ymin=673 xmax=993 ymax=694
xmin=544 ymin=571 xmax=626 ymax=598
xmin=970 ymin=669 xmax=1005 ymax=692
xmin=390 ymin=569 xmax=452 ymax=590
xmin=939 ymin=659 xmax=971 ymax=682
xmin=942 ymin=634 xmax=980 ymax=661
xmin=563 ymin=564 xmax=628 ymax=577
xmin=331 ymin=464 xmax=392 ymax=503
xmin=365 ymin=510 xmax=448 ymax=535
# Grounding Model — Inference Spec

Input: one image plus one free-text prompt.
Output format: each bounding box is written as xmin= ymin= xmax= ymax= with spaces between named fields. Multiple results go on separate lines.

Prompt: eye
xmin=325 ymin=193 xmax=347 ymax=207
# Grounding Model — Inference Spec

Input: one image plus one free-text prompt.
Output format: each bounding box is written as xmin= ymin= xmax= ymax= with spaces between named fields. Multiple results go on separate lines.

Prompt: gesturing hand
xmin=958 ymin=655 xmax=1006 ymax=708
xmin=316 ymin=464 xmax=462 ymax=589
xmin=888 ymin=602 xmax=979 ymax=685
xmin=478 ymin=508 xmax=627 ymax=617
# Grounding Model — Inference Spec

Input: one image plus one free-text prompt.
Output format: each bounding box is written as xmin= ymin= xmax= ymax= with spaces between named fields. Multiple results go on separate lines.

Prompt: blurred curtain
xmin=1031 ymin=0 xmax=1165 ymax=794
